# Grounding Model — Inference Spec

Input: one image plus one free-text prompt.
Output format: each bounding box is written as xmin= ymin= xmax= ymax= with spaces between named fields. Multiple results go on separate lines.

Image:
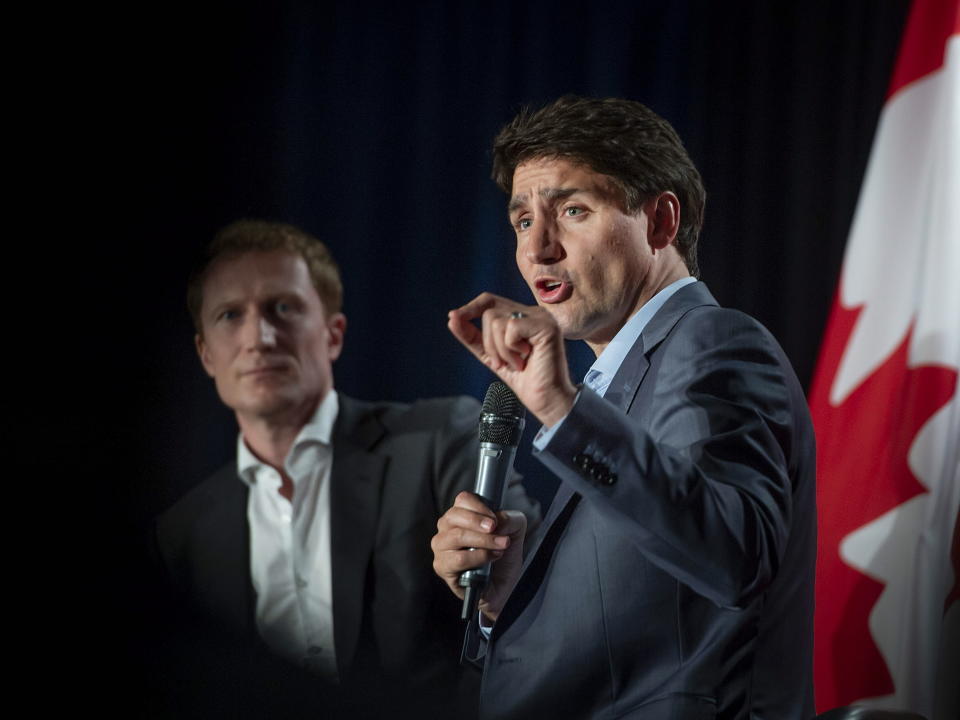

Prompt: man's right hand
xmin=431 ymin=491 xmax=527 ymax=623
xmin=448 ymin=294 xmax=578 ymax=429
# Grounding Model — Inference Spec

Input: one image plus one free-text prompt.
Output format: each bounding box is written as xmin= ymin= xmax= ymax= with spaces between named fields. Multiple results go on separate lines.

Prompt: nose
xmin=241 ymin=312 xmax=278 ymax=349
xmin=257 ymin=317 xmax=277 ymax=346
xmin=523 ymin=218 xmax=563 ymax=264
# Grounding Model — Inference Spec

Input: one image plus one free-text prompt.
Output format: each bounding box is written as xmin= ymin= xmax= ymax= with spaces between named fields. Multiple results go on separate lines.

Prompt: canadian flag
xmin=810 ymin=1 xmax=960 ymax=718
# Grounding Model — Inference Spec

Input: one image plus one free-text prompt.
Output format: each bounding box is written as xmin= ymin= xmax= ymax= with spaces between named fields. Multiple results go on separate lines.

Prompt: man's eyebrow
xmin=542 ymin=187 xmax=581 ymax=201
xmin=207 ymin=296 xmax=236 ymax=310
xmin=508 ymin=187 xmax=583 ymax=214
xmin=204 ymin=299 xmax=236 ymax=319
xmin=508 ymin=193 xmax=529 ymax=214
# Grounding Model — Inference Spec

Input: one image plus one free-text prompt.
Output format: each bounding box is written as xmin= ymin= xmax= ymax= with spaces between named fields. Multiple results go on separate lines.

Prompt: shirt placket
xmin=290 ymin=449 xmax=336 ymax=680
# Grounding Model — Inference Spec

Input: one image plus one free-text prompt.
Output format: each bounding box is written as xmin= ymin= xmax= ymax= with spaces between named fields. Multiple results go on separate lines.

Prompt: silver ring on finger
xmin=510 ymin=311 xmax=527 ymax=319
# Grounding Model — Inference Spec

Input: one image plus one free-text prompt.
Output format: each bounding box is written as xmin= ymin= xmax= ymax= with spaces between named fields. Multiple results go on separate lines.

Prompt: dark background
xmin=56 ymin=0 xmax=912 ymax=709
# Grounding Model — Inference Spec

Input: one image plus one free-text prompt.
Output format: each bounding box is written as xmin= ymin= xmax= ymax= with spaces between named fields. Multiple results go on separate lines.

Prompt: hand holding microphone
xmin=436 ymin=290 xmax=578 ymax=624
xmin=458 ymin=381 xmax=526 ymax=621
xmin=431 ymin=381 xmax=528 ymax=624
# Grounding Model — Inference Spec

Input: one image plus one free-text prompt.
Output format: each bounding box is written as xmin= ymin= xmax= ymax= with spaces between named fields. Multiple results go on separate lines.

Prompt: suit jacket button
xmin=574 ymin=453 xmax=592 ymax=471
xmin=604 ymin=473 xmax=617 ymax=485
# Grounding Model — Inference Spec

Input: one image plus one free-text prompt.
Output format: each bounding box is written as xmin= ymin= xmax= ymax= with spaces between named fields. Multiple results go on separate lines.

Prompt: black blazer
xmin=469 ymin=282 xmax=816 ymax=720
xmin=154 ymin=393 xmax=539 ymax=717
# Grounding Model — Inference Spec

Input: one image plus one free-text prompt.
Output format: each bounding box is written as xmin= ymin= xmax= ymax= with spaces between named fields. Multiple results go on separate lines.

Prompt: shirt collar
xmin=237 ymin=389 xmax=340 ymax=485
xmin=589 ymin=277 xmax=697 ymax=390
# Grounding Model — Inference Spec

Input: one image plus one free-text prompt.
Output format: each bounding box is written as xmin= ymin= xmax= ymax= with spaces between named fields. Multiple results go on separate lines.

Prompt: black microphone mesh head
xmin=481 ymin=381 xmax=522 ymax=416
xmin=479 ymin=381 xmax=526 ymax=445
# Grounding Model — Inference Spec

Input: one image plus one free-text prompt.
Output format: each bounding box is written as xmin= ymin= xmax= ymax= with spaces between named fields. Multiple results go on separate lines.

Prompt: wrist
xmin=536 ymin=384 xmax=577 ymax=428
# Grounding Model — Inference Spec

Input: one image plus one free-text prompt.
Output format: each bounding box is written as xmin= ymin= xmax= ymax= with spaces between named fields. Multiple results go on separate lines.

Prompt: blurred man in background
xmin=155 ymin=219 xmax=539 ymax=717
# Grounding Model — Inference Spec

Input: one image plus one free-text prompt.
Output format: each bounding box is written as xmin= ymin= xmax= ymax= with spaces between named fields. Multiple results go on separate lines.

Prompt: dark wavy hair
xmin=492 ymin=96 xmax=705 ymax=277
xmin=187 ymin=219 xmax=343 ymax=335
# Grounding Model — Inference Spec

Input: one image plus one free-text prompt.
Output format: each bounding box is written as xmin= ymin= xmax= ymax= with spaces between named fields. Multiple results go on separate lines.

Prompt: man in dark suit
xmin=432 ymin=96 xmax=816 ymax=719
xmin=154 ymin=220 xmax=538 ymax=717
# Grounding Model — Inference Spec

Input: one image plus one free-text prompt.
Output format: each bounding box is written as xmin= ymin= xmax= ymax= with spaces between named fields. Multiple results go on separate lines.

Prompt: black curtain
xmin=61 ymin=0 xmax=911 ymax=708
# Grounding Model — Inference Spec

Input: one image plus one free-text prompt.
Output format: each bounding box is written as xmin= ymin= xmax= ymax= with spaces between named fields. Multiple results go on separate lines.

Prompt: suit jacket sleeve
xmin=536 ymin=308 xmax=805 ymax=609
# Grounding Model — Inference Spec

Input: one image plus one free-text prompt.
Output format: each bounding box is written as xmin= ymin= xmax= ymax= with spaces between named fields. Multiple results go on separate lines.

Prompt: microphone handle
xmin=459 ymin=441 xmax=517 ymax=620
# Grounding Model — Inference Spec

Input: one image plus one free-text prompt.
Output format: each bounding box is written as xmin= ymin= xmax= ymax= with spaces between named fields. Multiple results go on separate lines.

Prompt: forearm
xmin=536 ymin=383 xmax=793 ymax=609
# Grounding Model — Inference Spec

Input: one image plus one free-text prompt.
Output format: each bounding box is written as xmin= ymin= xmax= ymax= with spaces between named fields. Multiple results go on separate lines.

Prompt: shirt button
xmin=295 ymin=575 xmax=308 ymax=589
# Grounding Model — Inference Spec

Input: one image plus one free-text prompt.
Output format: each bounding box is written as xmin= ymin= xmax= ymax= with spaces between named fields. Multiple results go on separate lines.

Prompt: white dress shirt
xmin=238 ymin=389 xmax=340 ymax=680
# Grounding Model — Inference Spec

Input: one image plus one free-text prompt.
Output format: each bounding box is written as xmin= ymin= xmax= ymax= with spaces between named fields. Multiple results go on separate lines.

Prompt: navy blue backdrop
xmin=80 ymin=0 xmax=910 ymax=702
xmin=119 ymin=0 xmax=909 ymax=517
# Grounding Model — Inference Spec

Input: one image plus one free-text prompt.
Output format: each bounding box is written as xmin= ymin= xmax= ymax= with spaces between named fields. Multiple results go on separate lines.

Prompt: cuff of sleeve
xmin=478 ymin=612 xmax=493 ymax=639
xmin=533 ymin=386 xmax=633 ymax=492
xmin=461 ymin=617 xmax=489 ymax=669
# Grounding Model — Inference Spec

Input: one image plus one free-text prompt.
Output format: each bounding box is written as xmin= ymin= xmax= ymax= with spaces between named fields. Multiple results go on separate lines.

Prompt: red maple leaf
xmin=810 ymin=299 xmax=958 ymax=710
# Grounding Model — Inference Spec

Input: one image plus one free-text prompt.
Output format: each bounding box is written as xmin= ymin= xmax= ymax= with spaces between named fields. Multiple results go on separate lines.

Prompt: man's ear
xmin=327 ymin=313 xmax=347 ymax=363
xmin=646 ymin=191 xmax=681 ymax=251
xmin=195 ymin=333 xmax=216 ymax=378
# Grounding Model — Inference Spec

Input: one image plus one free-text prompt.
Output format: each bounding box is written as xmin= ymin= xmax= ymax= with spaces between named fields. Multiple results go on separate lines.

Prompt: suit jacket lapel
xmin=328 ymin=394 xmax=388 ymax=677
xmin=606 ymin=281 xmax=720 ymax=415
xmin=517 ymin=482 xmax=575 ymax=571
xmin=602 ymin=337 xmax=649 ymax=415
xmin=197 ymin=463 xmax=255 ymax=636
xmin=493 ymin=490 xmax=581 ymax=638
xmin=497 ymin=442 xmax=580 ymax=635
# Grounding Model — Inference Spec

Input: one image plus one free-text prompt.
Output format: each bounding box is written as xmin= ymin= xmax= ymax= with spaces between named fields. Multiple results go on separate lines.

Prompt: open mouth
xmin=535 ymin=278 xmax=572 ymax=303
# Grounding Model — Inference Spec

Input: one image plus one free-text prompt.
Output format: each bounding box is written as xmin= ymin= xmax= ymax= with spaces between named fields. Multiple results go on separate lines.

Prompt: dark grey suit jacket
xmin=469 ymin=282 xmax=816 ymax=720
xmin=155 ymin=393 xmax=538 ymax=717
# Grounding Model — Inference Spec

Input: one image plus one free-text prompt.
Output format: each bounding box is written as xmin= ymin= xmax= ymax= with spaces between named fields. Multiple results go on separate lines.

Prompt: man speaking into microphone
xmin=431 ymin=96 xmax=816 ymax=719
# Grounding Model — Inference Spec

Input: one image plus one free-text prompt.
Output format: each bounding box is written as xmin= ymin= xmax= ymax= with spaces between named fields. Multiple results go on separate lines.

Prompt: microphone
xmin=459 ymin=381 xmax=526 ymax=621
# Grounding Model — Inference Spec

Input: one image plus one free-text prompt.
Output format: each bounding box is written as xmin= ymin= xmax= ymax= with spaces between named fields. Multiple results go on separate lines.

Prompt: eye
xmin=272 ymin=299 xmax=302 ymax=318
xmin=563 ymin=206 xmax=584 ymax=217
xmin=516 ymin=217 xmax=533 ymax=231
xmin=218 ymin=308 xmax=240 ymax=322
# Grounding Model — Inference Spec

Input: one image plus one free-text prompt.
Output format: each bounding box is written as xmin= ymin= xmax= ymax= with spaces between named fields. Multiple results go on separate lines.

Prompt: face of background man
xmin=509 ymin=156 xmax=669 ymax=349
xmin=195 ymin=250 xmax=346 ymax=427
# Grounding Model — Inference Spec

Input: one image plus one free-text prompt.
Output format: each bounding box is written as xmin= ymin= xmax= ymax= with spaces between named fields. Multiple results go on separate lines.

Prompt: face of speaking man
xmin=509 ymin=156 xmax=681 ymax=351
xmin=195 ymin=249 xmax=346 ymax=427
